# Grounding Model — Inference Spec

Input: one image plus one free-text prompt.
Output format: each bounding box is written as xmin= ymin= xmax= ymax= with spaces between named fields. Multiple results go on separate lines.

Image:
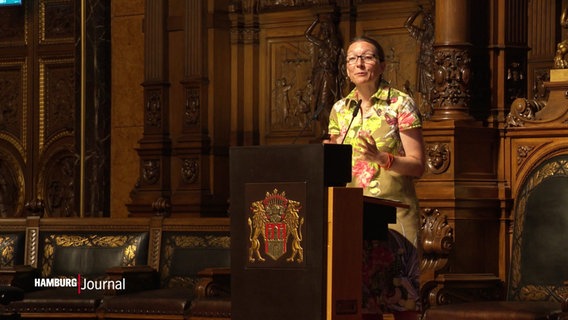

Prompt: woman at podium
xmin=326 ymin=36 xmax=426 ymax=320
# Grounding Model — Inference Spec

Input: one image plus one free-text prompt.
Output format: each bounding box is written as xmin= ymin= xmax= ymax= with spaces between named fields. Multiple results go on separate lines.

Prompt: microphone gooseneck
xmin=340 ymin=99 xmax=362 ymax=144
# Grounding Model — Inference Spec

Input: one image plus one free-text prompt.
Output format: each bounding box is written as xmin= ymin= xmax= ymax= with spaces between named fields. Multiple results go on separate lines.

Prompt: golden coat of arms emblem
xmin=248 ymin=189 xmax=304 ymax=263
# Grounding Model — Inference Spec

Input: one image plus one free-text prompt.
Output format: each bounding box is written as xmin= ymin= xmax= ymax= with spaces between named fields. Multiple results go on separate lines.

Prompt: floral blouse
xmin=328 ymin=81 xmax=422 ymax=243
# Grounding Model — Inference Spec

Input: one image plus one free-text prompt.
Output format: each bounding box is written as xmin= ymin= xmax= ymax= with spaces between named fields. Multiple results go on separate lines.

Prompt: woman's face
xmin=346 ymin=40 xmax=385 ymax=88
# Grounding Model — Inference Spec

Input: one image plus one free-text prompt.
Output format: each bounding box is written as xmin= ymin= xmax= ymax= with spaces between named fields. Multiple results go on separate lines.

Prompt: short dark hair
xmin=349 ymin=36 xmax=385 ymax=62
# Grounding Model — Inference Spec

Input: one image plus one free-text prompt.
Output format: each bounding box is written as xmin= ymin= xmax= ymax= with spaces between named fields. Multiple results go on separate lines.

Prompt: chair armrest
xmin=105 ymin=265 xmax=159 ymax=295
xmin=195 ymin=267 xmax=230 ymax=299
xmin=0 ymin=265 xmax=38 ymax=291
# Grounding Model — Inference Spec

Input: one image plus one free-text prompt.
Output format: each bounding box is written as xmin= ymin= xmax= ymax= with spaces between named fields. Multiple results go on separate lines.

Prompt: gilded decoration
xmin=248 ymin=189 xmax=304 ymax=263
xmin=41 ymin=234 xmax=142 ymax=277
xmin=39 ymin=0 xmax=75 ymax=44
xmin=426 ymin=143 xmax=450 ymax=174
xmin=0 ymin=235 xmax=16 ymax=267
xmin=510 ymin=157 xmax=568 ymax=302
xmin=39 ymin=57 xmax=75 ymax=153
xmin=554 ymin=5 xmax=568 ymax=69
xmin=27 ymin=228 xmax=38 ymax=267
xmin=161 ymin=234 xmax=230 ymax=288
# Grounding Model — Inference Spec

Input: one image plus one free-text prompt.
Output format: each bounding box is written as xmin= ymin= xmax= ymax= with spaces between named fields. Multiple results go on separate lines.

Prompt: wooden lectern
xmin=230 ymin=144 xmax=400 ymax=320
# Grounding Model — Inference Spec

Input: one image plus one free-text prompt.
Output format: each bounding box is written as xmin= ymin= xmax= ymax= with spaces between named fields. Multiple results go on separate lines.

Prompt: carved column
xmin=229 ymin=3 xmax=260 ymax=146
xmin=430 ymin=0 xmax=473 ymax=121
xmin=416 ymin=0 xmax=502 ymax=283
xmin=127 ymin=0 xmax=172 ymax=216
xmin=171 ymin=1 xmax=213 ymax=215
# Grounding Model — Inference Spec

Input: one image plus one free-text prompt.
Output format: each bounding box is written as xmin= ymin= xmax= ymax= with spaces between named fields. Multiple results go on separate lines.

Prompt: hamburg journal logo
xmin=34 ymin=275 xmax=126 ymax=294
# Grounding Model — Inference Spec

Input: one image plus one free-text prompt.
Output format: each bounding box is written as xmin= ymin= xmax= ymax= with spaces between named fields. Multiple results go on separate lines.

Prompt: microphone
xmin=292 ymin=104 xmax=325 ymax=144
xmin=340 ymin=99 xmax=362 ymax=144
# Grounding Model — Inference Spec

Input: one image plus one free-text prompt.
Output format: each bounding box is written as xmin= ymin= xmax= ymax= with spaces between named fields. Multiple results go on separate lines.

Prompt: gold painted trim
xmin=80 ymin=0 xmax=86 ymax=217
xmin=38 ymin=57 xmax=75 ymax=154
xmin=511 ymin=158 xmax=568 ymax=301
xmin=38 ymin=0 xmax=75 ymax=45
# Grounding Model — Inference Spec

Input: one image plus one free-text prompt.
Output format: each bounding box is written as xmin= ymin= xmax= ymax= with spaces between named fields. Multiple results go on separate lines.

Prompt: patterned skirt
xmin=361 ymin=229 xmax=420 ymax=316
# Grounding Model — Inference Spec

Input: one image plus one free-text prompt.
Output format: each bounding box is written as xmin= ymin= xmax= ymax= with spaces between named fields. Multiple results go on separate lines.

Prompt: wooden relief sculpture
xmin=405 ymin=2 xmax=435 ymax=119
xmin=304 ymin=13 xmax=344 ymax=139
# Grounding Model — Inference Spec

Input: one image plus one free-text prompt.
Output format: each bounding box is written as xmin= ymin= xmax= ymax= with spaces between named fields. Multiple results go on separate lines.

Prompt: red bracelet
xmin=381 ymin=153 xmax=394 ymax=169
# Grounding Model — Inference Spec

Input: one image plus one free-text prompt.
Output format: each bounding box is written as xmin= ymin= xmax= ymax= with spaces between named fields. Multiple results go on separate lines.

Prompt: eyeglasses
xmin=346 ymin=54 xmax=377 ymax=65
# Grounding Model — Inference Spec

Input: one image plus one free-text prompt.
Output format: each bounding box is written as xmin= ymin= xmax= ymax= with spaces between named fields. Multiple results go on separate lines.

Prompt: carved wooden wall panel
xmin=0 ymin=4 xmax=31 ymax=218
xmin=264 ymin=34 xmax=315 ymax=141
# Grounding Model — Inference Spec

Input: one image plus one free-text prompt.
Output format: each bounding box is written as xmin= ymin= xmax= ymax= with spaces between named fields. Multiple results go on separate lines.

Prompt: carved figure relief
xmin=270 ymin=41 xmax=312 ymax=131
xmin=426 ymin=143 xmax=450 ymax=174
xmin=304 ymin=13 xmax=344 ymax=139
xmin=142 ymin=160 xmax=160 ymax=185
xmin=405 ymin=2 xmax=435 ymax=118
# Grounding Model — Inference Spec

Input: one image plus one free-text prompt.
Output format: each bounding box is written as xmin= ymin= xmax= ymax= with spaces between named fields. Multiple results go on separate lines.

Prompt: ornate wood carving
xmin=420 ymin=208 xmax=453 ymax=278
xmin=145 ymin=91 xmax=163 ymax=129
xmin=405 ymin=1 xmax=435 ymax=119
xmin=181 ymin=158 xmax=199 ymax=185
xmin=39 ymin=0 xmax=75 ymax=43
xmin=142 ymin=160 xmax=160 ymax=185
xmin=426 ymin=143 xmax=450 ymax=174
xmin=516 ymin=145 xmax=535 ymax=165
xmin=431 ymin=47 xmax=472 ymax=120
xmin=184 ymin=87 xmax=200 ymax=128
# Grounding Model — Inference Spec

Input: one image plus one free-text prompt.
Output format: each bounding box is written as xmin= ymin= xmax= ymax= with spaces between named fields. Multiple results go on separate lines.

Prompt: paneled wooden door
xmin=0 ymin=0 xmax=109 ymax=217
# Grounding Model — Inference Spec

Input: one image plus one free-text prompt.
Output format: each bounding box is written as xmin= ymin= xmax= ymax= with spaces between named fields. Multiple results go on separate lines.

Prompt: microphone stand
xmin=292 ymin=104 xmax=325 ymax=144
xmin=340 ymin=100 xmax=362 ymax=144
